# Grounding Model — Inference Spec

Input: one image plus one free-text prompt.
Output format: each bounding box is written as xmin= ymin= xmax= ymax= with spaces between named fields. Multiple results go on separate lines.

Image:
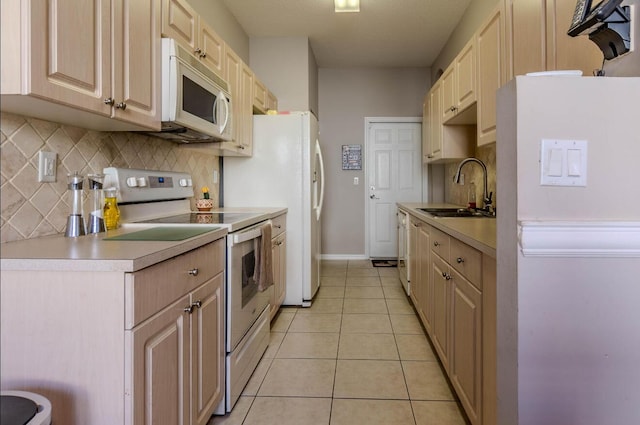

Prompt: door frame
xmin=364 ymin=116 xmax=423 ymax=259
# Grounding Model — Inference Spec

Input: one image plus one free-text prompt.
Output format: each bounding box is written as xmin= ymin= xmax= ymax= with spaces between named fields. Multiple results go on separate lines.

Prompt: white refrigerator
xmin=223 ymin=111 xmax=325 ymax=306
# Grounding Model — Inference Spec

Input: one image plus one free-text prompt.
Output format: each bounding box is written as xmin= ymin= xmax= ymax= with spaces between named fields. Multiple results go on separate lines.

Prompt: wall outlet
xmin=353 ymin=177 xmax=359 ymax=185
xmin=38 ymin=151 xmax=57 ymax=182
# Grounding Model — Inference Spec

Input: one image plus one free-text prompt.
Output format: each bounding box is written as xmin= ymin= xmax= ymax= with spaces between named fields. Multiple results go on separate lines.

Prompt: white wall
xmin=318 ymin=68 xmax=430 ymax=256
xmin=497 ymin=77 xmax=640 ymax=425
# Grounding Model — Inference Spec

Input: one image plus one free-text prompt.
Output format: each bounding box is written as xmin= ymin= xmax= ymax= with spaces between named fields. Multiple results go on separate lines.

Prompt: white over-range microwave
xmin=149 ymin=38 xmax=233 ymax=143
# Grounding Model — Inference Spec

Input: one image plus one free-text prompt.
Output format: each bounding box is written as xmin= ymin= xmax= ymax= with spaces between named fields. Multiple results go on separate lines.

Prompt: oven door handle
xmin=231 ymin=227 xmax=262 ymax=245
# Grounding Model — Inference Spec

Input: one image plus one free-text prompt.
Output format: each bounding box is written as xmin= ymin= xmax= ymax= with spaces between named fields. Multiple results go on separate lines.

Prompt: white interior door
xmin=367 ymin=121 xmax=422 ymax=258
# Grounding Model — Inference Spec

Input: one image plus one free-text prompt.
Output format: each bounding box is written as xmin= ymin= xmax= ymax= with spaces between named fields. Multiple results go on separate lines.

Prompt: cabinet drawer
xmin=450 ymin=238 xmax=482 ymax=289
xmin=125 ymin=239 xmax=225 ymax=328
xmin=430 ymin=227 xmax=450 ymax=261
xmin=271 ymin=214 xmax=286 ymax=238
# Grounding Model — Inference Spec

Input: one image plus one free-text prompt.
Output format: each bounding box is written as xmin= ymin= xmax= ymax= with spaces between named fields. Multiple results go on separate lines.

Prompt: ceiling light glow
xmin=335 ymin=0 xmax=360 ymax=13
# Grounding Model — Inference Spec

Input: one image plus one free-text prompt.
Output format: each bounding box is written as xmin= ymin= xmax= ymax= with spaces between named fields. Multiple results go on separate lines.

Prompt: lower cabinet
xmin=270 ymin=213 xmax=287 ymax=320
xmin=402 ymin=210 xmax=494 ymax=425
xmin=0 ymin=238 xmax=226 ymax=425
xmin=128 ymin=274 xmax=224 ymax=425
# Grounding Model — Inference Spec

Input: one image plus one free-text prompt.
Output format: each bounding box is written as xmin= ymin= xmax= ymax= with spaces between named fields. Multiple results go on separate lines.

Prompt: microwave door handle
xmin=212 ymin=95 xmax=219 ymax=128
xmin=219 ymin=91 xmax=230 ymax=134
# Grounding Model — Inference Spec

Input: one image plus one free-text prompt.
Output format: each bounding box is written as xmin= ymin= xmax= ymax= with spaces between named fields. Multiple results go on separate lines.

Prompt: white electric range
xmin=103 ymin=167 xmax=271 ymax=414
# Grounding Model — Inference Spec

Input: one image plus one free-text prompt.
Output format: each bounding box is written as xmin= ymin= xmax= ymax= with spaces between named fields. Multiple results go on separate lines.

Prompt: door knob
xmin=370 ymin=194 xmax=379 ymax=199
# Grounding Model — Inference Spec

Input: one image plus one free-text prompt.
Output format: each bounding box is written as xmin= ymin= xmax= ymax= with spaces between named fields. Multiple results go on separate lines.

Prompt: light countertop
xmin=398 ymin=203 xmax=496 ymax=258
xmin=0 ymin=226 xmax=228 ymax=272
xmin=1 ymin=208 xmax=287 ymax=272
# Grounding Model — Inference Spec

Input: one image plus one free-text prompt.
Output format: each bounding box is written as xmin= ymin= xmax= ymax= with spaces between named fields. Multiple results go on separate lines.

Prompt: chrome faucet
xmin=453 ymin=158 xmax=493 ymax=213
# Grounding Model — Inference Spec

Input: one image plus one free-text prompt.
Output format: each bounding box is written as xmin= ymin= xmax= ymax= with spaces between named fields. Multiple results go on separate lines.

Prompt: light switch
xmin=567 ymin=149 xmax=581 ymax=176
xmin=540 ymin=139 xmax=587 ymax=187
xmin=548 ymin=148 xmax=563 ymax=176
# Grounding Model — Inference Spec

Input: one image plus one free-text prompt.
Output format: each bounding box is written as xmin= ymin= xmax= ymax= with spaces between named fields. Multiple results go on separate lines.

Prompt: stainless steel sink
xmin=418 ymin=208 xmax=495 ymax=218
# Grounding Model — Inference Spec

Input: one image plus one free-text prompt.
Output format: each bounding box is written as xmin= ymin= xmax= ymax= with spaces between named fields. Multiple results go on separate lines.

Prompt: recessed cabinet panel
xmin=30 ymin=0 xmax=111 ymax=116
xmin=162 ymin=0 xmax=197 ymax=51
xmin=375 ymin=150 xmax=392 ymax=189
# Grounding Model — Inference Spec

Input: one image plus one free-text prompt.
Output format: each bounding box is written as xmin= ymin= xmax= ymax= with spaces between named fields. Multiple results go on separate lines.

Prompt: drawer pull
xmin=188 ymin=268 xmax=199 ymax=276
xmin=192 ymin=300 xmax=202 ymax=309
xmin=184 ymin=305 xmax=194 ymax=314
xmin=115 ymin=102 xmax=127 ymax=110
xmin=433 ymin=241 xmax=440 ymax=247
xmin=274 ymin=224 xmax=282 ymax=229
xmin=442 ymin=272 xmax=452 ymax=281
xmin=456 ymin=257 xmax=464 ymax=264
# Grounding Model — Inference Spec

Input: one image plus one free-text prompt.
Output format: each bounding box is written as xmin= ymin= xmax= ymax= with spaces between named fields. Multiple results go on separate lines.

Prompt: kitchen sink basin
xmin=418 ymin=208 xmax=495 ymax=218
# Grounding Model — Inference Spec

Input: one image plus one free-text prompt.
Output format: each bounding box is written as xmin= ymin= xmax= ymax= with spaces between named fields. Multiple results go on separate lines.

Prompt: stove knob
xmin=126 ymin=177 xmax=138 ymax=187
xmin=179 ymin=178 xmax=189 ymax=187
xmin=137 ymin=177 xmax=148 ymax=187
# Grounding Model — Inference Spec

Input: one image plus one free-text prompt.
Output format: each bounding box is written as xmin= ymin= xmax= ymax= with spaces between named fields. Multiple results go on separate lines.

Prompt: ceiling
xmin=222 ymin=0 xmax=472 ymax=68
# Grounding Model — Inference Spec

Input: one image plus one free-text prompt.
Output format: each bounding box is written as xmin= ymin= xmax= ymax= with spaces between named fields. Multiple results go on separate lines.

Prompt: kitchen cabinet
xmin=267 ymin=90 xmax=279 ymax=112
xmin=270 ymin=214 xmax=287 ymax=321
xmin=0 ymin=0 xmax=161 ymax=131
xmin=254 ymin=78 xmax=268 ymax=113
xmin=424 ymin=80 xmax=474 ymax=164
xmin=0 ymin=238 xmax=226 ymax=425
xmin=477 ymin=4 xmax=507 ymax=147
xmin=400 ymin=208 xmax=495 ymax=425
xmin=442 ymin=38 xmax=477 ymax=125
xmin=161 ymin=0 xmax=225 ymax=77
xmin=505 ymin=0 xmax=603 ymax=78
xmin=240 ymin=62 xmax=255 ymax=155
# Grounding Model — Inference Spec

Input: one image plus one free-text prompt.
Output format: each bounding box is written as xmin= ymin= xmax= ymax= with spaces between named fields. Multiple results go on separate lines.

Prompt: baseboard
xmin=321 ymin=254 xmax=369 ymax=261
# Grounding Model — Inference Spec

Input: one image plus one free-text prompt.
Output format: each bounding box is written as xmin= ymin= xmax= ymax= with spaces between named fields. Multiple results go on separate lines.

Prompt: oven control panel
xmin=104 ymin=167 xmax=194 ymax=203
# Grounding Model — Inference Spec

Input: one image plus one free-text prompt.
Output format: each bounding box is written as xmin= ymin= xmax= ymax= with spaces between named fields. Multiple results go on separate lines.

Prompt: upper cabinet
xmin=442 ymin=38 xmax=477 ymax=125
xmin=477 ymin=4 xmax=507 ymax=147
xmin=161 ymin=0 xmax=225 ymax=77
xmin=505 ymin=0 xmax=603 ymax=78
xmin=0 ymin=0 xmax=161 ymax=131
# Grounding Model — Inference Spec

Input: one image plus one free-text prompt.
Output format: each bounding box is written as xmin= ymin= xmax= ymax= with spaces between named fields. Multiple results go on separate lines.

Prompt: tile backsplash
xmin=444 ymin=143 xmax=496 ymax=210
xmin=1 ymin=112 xmax=220 ymax=243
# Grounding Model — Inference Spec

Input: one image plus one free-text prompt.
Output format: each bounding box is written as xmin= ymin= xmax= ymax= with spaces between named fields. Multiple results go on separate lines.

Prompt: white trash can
xmin=0 ymin=391 xmax=52 ymax=425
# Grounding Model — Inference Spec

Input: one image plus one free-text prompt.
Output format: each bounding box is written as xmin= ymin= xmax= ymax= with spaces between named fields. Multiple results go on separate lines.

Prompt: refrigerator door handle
xmin=315 ymin=139 xmax=325 ymax=220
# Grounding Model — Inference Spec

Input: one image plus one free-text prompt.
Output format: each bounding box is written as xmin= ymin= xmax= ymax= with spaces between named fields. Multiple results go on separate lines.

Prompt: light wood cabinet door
xmin=270 ymin=233 xmax=287 ymax=320
xmin=451 ymin=268 xmax=483 ymax=425
xmin=418 ymin=223 xmax=432 ymax=332
xmin=505 ymin=0 xmax=603 ymax=79
xmin=455 ymin=39 xmax=477 ymax=114
xmin=129 ymin=294 xmax=191 ymax=425
xmin=267 ymin=90 xmax=278 ymax=111
xmin=113 ymin=0 xmax=161 ymax=129
xmin=199 ymin=22 xmax=225 ymax=78
xmin=422 ymin=94 xmax=430 ymax=164
xmin=408 ymin=217 xmax=420 ymax=308
xmin=428 ymin=82 xmax=443 ymax=161
xmin=477 ymin=4 xmax=506 ymax=147
xmin=431 ymin=254 xmax=451 ymax=370
xmin=191 ymin=275 xmax=225 ymax=425
xmin=254 ymin=78 xmax=268 ymax=114
xmin=223 ymin=47 xmax=243 ymax=152
xmin=240 ymin=62 xmax=254 ymax=155
xmin=546 ymin=0 xmax=602 ymax=75
xmin=441 ymin=65 xmax=457 ymax=122
xmin=27 ymin=0 xmax=112 ymax=117
xmin=162 ymin=0 xmax=198 ymax=52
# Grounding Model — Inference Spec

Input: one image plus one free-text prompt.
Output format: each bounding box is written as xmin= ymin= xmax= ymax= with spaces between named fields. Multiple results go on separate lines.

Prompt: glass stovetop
xmin=141 ymin=212 xmax=259 ymax=226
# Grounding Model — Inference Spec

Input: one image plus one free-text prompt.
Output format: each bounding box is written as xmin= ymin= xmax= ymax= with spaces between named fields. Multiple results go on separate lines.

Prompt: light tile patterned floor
xmin=210 ymin=260 xmax=468 ymax=425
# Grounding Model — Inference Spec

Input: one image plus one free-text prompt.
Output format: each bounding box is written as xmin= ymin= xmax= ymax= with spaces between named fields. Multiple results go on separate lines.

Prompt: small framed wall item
xmin=342 ymin=144 xmax=362 ymax=170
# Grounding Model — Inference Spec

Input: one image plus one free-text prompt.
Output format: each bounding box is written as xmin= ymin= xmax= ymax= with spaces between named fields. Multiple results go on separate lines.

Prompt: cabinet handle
xmin=274 ymin=224 xmax=282 ymax=229
xmin=456 ymin=257 xmax=464 ymax=264
xmin=115 ymin=102 xmax=127 ymax=110
xmin=104 ymin=97 xmax=115 ymax=106
xmin=188 ymin=268 xmax=199 ymax=276
xmin=199 ymin=52 xmax=207 ymax=59
xmin=194 ymin=47 xmax=202 ymax=54
xmin=433 ymin=241 xmax=440 ymax=247
xmin=184 ymin=305 xmax=194 ymax=314
xmin=442 ymin=272 xmax=452 ymax=281
xmin=427 ymin=154 xmax=434 ymax=159
xmin=192 ymin=300 xmax=202 ymax=309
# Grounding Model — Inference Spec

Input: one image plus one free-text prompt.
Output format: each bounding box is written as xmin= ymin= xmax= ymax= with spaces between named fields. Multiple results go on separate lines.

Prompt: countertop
xmin=397 ymin=203 xmax=496 ymax=258
xmin=1 ymin=208 xmax=288 ymax=272
xmin=0 ymin=226 xmax=228 ymax=272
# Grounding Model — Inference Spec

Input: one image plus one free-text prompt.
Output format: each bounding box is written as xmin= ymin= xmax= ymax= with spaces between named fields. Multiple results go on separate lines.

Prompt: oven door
xmin=226 ymin=222 xmax=271 ymax=352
